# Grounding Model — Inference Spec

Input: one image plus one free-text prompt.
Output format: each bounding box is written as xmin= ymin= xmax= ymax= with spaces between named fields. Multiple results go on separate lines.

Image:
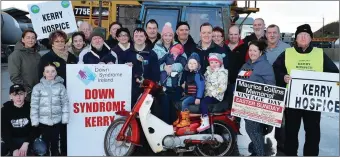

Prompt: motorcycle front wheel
xmin=104 ymin=117 xmax=136 ymax=156
xmin=194 ymin=120 xmax=237 ymax=156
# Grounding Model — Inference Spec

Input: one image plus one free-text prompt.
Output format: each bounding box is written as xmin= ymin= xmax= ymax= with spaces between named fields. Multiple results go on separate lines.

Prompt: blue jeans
xmin=245 ymin=119 xmax=265 ymax=156
xmin=182 ymin=96 xmax=196 ymax=111
xmin=182 ymin=96 xmax=219 ymax=115
xmin=2 ymin=137 xmax=47 ymax=156
xmin=200 ymin=96 xmax=219 ymax=115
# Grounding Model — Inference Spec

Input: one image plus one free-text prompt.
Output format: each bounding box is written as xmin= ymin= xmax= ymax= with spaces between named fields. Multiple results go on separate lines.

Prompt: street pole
xmin=98 ymin=0 xmax=103 ymax=27
xmin=322 ymin=16 xmax=324 ymax=38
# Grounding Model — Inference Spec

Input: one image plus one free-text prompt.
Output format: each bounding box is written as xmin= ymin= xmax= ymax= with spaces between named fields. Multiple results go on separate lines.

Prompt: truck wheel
xmin=104 ymin=117 xmax=136 ymax=156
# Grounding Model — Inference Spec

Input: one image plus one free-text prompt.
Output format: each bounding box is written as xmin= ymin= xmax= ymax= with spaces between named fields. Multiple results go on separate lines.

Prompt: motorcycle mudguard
xmin=213 ymin=115 xmax=239 ymax=133
xmin=116 ymin=112 xmax=141 ymax=145
xmin=129 ymin=117 xmax=141 ymax=145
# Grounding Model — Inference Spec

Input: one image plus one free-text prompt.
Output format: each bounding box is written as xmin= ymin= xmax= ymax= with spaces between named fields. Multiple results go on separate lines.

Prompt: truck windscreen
xmin=144 ymin=8 xmax=180 ymax=33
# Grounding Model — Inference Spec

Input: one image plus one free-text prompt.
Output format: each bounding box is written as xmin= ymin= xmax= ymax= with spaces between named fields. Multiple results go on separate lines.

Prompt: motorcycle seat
xmin=174 ymin=96 xmax=230 ymax=114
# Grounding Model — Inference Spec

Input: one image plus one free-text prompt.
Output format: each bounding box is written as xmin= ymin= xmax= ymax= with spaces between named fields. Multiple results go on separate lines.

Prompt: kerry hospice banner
xmin=231 ymin=79 xmax=287 ymax=127
xmin=287 ymin=70 xmax=339 ymax=113
xmin=28 ymin=1 xmax=77 ymax=39
xmin=66 ymin=64 xmax=132 ymax=156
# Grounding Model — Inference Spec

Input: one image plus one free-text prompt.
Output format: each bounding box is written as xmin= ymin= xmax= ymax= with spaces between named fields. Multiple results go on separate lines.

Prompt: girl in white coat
xmin=197 ymin=53 xmax=228 ymax=132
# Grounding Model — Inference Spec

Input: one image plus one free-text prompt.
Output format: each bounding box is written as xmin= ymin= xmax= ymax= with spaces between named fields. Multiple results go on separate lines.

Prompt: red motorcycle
xmin=104 ymin=79 xmax=239 ymax=156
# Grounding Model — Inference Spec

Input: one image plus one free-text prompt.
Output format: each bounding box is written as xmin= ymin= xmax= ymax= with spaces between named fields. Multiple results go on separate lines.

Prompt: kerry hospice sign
xmin=28 ymin=1 xmax=77 ymax=39
xmin=231 ymin=79 xmax=287 ymax=127
xmin=66 ymin=64 xmax=132 ymax=156
xmin=287 ymin=70 xmax=339 ymax=113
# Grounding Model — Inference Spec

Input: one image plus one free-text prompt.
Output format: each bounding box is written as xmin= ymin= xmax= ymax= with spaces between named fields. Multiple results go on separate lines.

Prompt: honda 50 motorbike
xmin=104 ymin=79 xmax=239 ymax=156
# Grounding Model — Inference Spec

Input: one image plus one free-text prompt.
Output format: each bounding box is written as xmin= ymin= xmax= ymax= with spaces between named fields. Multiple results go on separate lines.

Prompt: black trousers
xmin=40 ymin=123 xmax=61 ymax=156
xmin=284 ymin=108 xmax=321 ymax=156
xmin=275 ymin=113 xmax=285 ymax=148
xmin=60 ymin=124 xmax=67 ymax=155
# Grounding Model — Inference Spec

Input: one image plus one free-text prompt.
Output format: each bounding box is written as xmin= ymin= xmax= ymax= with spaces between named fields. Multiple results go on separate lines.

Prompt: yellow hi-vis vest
xmin=285 ymin=47 xmax=324 ymax=75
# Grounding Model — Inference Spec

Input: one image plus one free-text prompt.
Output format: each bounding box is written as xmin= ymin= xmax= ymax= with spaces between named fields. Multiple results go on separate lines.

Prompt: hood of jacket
xmin=14 ymin=41 xmax=39 ymax=54
xmin=40 ymin=76 xmax=64 ymax=85
xmin=244 ymin=54 xmax=268 ymax=68
xmin=154 ymin=39 xmax=178 ymax=51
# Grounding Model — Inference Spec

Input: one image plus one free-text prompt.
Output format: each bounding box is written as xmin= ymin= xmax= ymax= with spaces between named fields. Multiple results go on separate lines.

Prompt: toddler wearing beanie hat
xmin=195 ymin=53 xmax=228 ymax=132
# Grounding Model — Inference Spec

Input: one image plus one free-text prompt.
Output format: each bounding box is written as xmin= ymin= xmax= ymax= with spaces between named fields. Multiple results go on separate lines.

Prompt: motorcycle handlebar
xmin=140 ymin=79 xmax=164 ymax=95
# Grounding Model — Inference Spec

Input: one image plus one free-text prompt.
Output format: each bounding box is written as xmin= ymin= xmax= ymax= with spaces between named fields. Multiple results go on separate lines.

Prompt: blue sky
xmin=1 ymin=1 xmax=339 ymax=33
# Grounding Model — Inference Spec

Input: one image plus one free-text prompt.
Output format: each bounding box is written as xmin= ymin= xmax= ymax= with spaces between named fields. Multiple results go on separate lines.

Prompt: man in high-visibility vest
xmin=273 ymin=24 xmax=339 ymax=156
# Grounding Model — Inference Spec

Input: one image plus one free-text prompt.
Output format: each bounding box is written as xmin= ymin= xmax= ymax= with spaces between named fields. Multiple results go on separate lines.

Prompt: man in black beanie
xmin=273 ymin=24 xmax=339 ymax=156
xmin=174 ymin=21 xmax=196 ymax=57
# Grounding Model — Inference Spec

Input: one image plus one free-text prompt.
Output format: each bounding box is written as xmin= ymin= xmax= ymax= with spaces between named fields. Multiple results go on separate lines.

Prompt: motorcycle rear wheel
xmin=194 ymin=120 xmax=236 ymax=156
xmin=104 ymin=117 xmax=136 ymax=156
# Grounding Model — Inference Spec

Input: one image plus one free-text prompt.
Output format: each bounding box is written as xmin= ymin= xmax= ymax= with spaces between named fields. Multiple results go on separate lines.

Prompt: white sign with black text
xmin=28 ymin=1 xmax=77 ymax=39
xmin=287 ymin=70 xmax=339 ymax=113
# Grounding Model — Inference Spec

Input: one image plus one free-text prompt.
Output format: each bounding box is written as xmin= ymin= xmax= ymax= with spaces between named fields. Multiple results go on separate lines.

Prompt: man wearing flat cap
xmin=273 ymin=24 xmax=339 ymax=156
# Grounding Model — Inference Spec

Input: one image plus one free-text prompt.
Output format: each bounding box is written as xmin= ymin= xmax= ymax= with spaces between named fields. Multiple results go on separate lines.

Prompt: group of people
xmin=1 ymin=17 xmax=339 ymax=156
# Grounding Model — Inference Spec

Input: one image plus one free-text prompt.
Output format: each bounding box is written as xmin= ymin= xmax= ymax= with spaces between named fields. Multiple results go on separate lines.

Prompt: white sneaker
xmin=197 ymin=115 xmax=210 ymax=132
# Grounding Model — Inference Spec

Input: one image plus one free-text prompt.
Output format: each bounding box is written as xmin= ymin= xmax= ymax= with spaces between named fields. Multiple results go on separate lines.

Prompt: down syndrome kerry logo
xmin=77 ymin=66 xmax=96 ymax=85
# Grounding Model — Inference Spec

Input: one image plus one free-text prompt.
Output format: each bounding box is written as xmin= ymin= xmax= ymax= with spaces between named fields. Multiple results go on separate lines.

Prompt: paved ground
xmin=1 ymin=62 xmax=339 ymax=156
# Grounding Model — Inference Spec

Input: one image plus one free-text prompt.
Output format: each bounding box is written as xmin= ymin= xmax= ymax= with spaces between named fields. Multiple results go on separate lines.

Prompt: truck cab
xmin=137 ymin=1 xmax=233 ymax=43
xmin=71 ymin=0 xmax=259 ymax=41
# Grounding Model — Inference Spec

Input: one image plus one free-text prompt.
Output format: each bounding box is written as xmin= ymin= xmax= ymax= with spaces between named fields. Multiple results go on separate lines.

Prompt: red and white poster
xmin=66 ymin=64 xmax=132 ymax=156
xmin=231 ymin=79 xmax=287 ymax=127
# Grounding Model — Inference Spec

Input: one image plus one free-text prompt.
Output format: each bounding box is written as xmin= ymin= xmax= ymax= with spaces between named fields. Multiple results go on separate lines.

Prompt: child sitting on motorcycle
xmin=173 ymin=53 xmax=205 ymax=128
xmin=197 ymin=53 xmax=228 ymax=132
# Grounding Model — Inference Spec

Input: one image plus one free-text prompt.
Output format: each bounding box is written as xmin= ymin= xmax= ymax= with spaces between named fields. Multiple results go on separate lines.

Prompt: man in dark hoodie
xmin=8 ymin=30 xmax=41 ymax=102
xmin=145 ymin=19 xmax=161 ymax=49
xmin=79 ymin=27 xmax=118 ymax=64
xmin=196 ymin=22 xmax=227 ymax=74
xmin=174 ymin=21 xmax=197 ymax=57
xmin=273 ymin=24 xmax=339 ymax=156
xmin=1 ymin=84 xmax=46 ymax=156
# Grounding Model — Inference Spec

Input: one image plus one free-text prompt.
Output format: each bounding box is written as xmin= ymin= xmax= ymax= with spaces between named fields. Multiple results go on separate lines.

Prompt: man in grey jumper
xmin=264 ymin=24 xmax=290 ymax=151
xmin=265 ymin=24 xmax=291 ymax=65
